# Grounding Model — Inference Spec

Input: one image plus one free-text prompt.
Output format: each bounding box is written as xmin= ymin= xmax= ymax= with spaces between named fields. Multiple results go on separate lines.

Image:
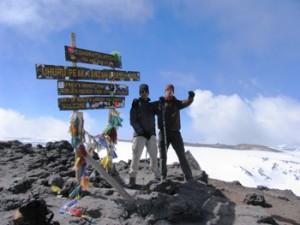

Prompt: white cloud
xmin=0 ymin=108 xmax=106 ymax=142
xmin=252 ymin=96 xmax=300 ymax=145
xmin=0 ymin=0 xmax=153 ymax=36
xmin=0 ymin=108 xmax=70 ymax=141
xmin=188 ymin=90 xmax=300 ymax=146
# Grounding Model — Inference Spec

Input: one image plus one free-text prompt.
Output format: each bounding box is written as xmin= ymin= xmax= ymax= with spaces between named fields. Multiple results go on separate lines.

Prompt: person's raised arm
xmin=180 ymin=91 xmax=195 ymax=109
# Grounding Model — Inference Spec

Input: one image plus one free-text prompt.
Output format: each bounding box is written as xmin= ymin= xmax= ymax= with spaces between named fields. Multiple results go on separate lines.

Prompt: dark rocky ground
xmin=0 ymin=140 xmax=299 ymax=225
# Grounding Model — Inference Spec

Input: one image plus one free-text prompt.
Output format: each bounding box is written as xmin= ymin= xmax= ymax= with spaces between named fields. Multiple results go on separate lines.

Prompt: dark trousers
xmin=158 ymin=130 xmax=192 ymax=180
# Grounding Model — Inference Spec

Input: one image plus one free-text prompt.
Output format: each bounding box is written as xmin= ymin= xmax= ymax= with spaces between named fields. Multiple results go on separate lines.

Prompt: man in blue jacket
xmin=129 ymin=84 xmax=160 ymax=188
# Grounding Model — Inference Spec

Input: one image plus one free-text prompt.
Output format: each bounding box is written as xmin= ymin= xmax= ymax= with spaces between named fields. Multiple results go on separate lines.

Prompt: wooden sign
xmin=57 ymin=80 xmax=128 ymax=96
xmin=36 ymin=64 xmax=140 ymax=81
xmin=65 ymin=46 xmax=122 ymax=68
xmin=58 ymin=96 xmax=125 ymax=111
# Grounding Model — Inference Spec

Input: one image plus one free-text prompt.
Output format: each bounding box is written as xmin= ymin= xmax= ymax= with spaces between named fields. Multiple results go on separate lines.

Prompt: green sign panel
xmin=58 ymin=96 xmax=125 ymax=111
xmin=57 ymin=80 xmax=128 ymax=96
xmin=36 ymin=64 xmax=140 ymax=81
xmin=65 ymin=46 xmax=122 ymax=68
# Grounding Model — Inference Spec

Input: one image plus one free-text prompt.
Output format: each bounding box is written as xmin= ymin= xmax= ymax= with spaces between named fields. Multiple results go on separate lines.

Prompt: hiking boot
xmin=128 ymin=177 xmax=136 ymax=188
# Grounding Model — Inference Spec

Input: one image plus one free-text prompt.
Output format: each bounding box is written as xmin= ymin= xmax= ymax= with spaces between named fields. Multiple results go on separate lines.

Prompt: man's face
xmin=140 ymin=90 xmax=149 ymax=100
xmin=165 ymin=89 xmax=174 ymax=97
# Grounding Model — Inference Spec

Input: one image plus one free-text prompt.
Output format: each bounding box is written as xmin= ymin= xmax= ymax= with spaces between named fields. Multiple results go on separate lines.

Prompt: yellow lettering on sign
xmin=77 ymin=69 xmax=85 ymax=78
xmin=102 ymin=71 xmax=110 ymax=78
xmin=91 ymin=70 xmax=100 ymax=78
xmin=42 ymin=67 xmax=66 ymax=76
xmin=74 ymin=103 xmax=85 ymax=109
xmin=67 ymin=68 xmax=77 ymax=77
xmin=59 ymin=98 xmax=68 ymax=103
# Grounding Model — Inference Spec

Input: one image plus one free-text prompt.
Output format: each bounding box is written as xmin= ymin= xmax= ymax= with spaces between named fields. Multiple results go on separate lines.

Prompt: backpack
xmin=11 ymin=195 xmax=59 ymax=225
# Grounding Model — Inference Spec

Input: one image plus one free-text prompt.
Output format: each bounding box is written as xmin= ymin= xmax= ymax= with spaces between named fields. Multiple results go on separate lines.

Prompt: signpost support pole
xmin=70 ymin=32 xmax=81 ymax=183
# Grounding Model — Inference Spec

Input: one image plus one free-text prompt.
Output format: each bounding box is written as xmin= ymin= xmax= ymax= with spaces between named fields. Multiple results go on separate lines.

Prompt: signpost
xmin=57 ymin=80 xmax=128 ymax=96
xmin=36 ymin=32 xmax=138 ymax=200
xmin=36 ymin=64 xmax=140 ymax=81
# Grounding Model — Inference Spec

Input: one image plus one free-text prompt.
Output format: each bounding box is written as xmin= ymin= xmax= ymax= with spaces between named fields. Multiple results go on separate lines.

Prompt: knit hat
xmin=139 ymin=84 xmax=149 ymax=94
xmin=165 ymin=83 xmax=174 ymax=93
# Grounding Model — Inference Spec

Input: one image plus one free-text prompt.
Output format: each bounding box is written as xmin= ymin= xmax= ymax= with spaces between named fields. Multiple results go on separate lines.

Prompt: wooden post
xmin=70 ymin=32 xmax=81 ymax=183
xmin=85 ymin=153 xmax=133 ymax=200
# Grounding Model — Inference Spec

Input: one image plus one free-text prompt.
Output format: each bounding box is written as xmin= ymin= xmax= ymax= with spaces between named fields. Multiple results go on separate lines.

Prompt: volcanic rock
xmin=0 ymin=140 xmax=299 ymax=225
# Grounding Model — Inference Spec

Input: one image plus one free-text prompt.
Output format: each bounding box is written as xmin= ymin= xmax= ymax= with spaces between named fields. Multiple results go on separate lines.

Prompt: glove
xmin=188 ymin=91 xmax=195 ymax=99
xmin=143 ymin=131 xmax=151 ymax=140
xmin=132 ymin=99 xmax=139 ymax=108
xmin=159 ymin=96 xmax=165 ymax=102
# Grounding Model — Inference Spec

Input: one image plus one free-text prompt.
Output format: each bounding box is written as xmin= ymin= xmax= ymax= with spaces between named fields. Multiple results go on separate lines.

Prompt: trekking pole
xmin=160 ymin=98 xmax=168 ymax=174
xmin=142 ymin=149 xmax=148 ymax=190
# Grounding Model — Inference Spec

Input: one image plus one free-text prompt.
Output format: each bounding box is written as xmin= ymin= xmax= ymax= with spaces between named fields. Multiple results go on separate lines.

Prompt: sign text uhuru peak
xmin=36 ymin=64 xmax=140 ymax=81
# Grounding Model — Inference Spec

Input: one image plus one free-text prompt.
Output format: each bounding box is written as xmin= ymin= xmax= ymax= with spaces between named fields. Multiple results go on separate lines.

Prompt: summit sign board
xmin=57 ymin=80 xmax=128 ymax=96
xmin=58 ymin=96 xmax=125 ymax=111
xmin=36 ymin=64 xmax=140 ymax=81
xmin=65 ymin=46 xmax=122 ymax=68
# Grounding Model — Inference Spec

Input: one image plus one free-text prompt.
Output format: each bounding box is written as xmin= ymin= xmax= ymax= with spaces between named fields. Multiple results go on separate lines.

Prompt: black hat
xmin=139 ymin=84 xmax=149 ymax=94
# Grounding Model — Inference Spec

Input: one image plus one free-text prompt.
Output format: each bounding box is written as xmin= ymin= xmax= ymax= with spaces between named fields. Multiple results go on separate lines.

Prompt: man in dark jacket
xmin=157 ymin=83 xmax=195 ymax=181
xmin=129 ymin=84 xmax=160 ymax=188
